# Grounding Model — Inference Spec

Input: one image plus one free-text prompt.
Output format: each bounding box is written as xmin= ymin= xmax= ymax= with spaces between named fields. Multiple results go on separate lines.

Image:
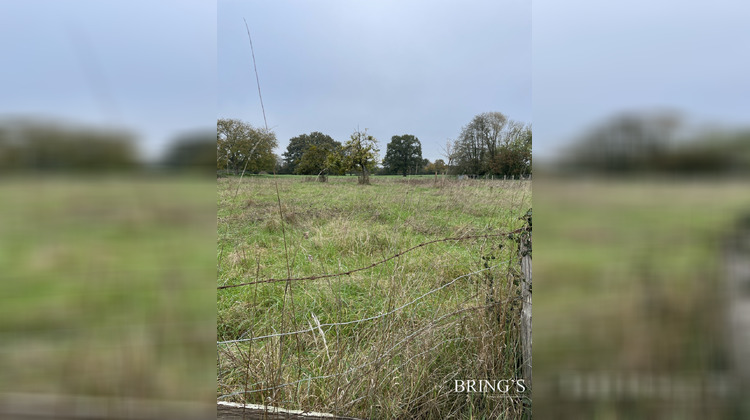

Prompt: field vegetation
xmin=534 ymin=178 xmax=750 ymax=419
xmin=0 ymin=176 xmax=216 ymax=401
xmin=217 ymin=175 xmax=532 ymax=419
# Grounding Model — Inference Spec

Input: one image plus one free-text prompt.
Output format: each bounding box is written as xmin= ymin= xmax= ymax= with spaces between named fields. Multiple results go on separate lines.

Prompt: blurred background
xmin=533 ymin=0 xmax=750 ymax=418
xmin=0 ymin=1 xmax=216 ymax=418
xmin=4 ymin=0 xmax=750 ymax=418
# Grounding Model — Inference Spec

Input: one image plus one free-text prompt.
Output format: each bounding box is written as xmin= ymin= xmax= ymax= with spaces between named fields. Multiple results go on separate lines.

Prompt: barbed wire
xmin=217 ymin=222 xmax=530 ymax=405
xmin=217 ymin=261 xmax=508 ymax=345
xmin=218 ymin=298 xmax=516 ymax=399
xmin=218 ymin=228 xmax=526 ymax=290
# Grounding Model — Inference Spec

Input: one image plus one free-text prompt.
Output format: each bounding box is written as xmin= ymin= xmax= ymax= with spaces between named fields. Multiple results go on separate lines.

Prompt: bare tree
xmin=440 ymin=139 xmax=456 ymax=175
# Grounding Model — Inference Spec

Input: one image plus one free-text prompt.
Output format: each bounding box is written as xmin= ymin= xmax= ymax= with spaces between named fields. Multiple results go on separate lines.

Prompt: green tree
xmin=324 ymin=147 xmax=347 ymax=176
xmin=0 ymin=119 xmax=137 ymax=172
xmin=452 ymin=112 xmax=531 ymax=177
xmin=559 ymin=112 xmax=677 ymax=173
xmin=217 ymin=118 xmax=277 ymax=174
xmin=282 ymin=132 xmax=340 ymax=174
xmin=433 ymin=159 xmax=447 ymax=174
xmin=453 ymin=112 xmax=508 ymax=175
xmin=296 ymin=144 xmax=343 ymax=179
xmin=382 ymin=134 xmax=423 ymax=176
xmin=342 ymin=128 xmax=379 ymax=184
xmin=295 ymin=142 xmax=342 ymax=176
xmin=490 ymin=121 xmax=532 ymax=177
xmin=425 ymin=158 xmax=447 ymax=175
xmin=161 ymin=130 xmax=215 ymax=174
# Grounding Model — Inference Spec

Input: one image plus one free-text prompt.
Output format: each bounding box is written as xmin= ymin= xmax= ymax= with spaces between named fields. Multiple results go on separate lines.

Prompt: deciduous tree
xmin=217 ymin=118 xmax=277 ymax=174
xmin=342 ymin=128 xmax=379 ymax=185
xmin=426 ymin=158 xmax=447 ymax=175
xmin=454 ymin=112 xmax=507 ymax=175
xmin=282 ymin=132 xmax=340 ymax=174
xmin=382 ymin=134 xmax=423 ymax=176
xmin=296 ymin=143 xmax=343 ymax=179
xmin=453 ymin=112 xmax=531 ymax=177
xmin=162 ymin=130 xmax=215 ymax=173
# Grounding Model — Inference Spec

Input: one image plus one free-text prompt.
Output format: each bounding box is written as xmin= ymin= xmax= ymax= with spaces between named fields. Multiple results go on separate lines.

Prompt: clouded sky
xmin=0 ymin=0 xmax=215 ymax=160
xmin=218 ymin=0 xmax=531 ymax=162
xmin=533 ymin=0 xmax=750 ymax=159
xmin=5 ymin=1 xmax=744 ymax=163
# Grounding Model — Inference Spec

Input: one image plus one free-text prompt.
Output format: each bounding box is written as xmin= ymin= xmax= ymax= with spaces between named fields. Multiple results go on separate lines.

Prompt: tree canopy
xmin=0 ymin=119 xmax=137 ymax=172
xmin=296 ymin=144 xmax=343 ymax=177
xmin=451 ymin=112 xmax=532 ymax=177
xmin=382 ymin=134 xmax=423 ymax=176
xmin=282 ymin=132 xmax=341 ymax=174
xmin=161 ymin=130 xmax=215 ymax=173
xmin=425 ymin=159 xmax=447 ymax=174
xmin=341 ymin=128 xmax=379 ymax=184
xmin=556 ymin=112 xmax=750 ymax=175
xmin=217 ymin=118 xmax=277 ymax=174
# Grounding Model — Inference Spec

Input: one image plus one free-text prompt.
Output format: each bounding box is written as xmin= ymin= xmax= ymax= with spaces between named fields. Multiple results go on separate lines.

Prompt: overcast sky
xmin=218 ymin=0 xmax=531 ymax=162
xmin=533 ymin=0 xmax=750 ymax=159
xmin=3 ymin=2 xmax=747 ymax=163
xmin=0 ymin=0 xmax=215 ymax=160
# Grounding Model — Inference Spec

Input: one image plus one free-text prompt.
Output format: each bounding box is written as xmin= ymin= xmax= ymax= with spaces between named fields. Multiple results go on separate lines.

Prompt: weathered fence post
xmin=725 ymin=215 xmax=750 ymax=394
xmin=519 ymin=209 xmax=532 ymax=392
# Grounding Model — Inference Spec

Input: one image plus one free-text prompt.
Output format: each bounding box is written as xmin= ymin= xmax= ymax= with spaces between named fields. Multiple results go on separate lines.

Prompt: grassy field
xmin=217 ymin=175 xmax=532 ymax=419
xmin=533 ymin=177 xmax=750 ymax=418
xmin=0 ymin=176 xmax=216 ymax=402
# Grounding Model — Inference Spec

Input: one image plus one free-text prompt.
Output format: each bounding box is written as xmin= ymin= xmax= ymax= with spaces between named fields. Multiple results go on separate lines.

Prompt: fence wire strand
xmin=217 ymin=228 xmax=526 ymax=290
xmin=218 ymin=221 xmax=530 ymax=410
xmin=217 ymin=261 xmax=508 ymax=345
xmin=218 ymin=298 xmax=515 ymax=399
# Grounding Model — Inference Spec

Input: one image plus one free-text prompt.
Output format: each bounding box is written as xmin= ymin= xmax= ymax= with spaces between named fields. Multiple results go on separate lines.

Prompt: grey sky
xmin=0 ymin=1 xmax=215 ymax=160
xmin=533 ymin=0 xmax=750 ymax=159
xmin=5 ymin=2 xmax=741 ymax=164
xmin=218 ymin=0 xmax=531 ymax=163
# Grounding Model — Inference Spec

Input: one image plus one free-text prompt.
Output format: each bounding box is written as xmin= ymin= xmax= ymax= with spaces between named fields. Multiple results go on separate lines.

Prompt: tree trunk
xmin=359 ymin=165 xmax=370 ymax=185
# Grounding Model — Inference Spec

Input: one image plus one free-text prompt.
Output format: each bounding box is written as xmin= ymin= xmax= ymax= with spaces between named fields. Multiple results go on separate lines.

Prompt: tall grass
xmin=217 ymin=175 xmax=531 ymax=418
xmin=0 ymin=176 xmax=216 ymax=401
xmin=533 ymin=178 xmax=750 ymax=419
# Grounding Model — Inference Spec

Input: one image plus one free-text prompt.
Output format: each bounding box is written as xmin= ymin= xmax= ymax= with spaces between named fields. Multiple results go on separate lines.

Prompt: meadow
xmin=0 ymin=176 xmax=216 ymax=402
xmin=533 ymin=177 xmax=750 ymax=419
xmin=217 ymin=175 xmax=532 ymax=419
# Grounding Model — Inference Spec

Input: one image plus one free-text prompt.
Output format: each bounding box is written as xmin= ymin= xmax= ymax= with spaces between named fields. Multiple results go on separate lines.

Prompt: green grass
xmin=0 ymin=176 xmax=216 ymax=401
xmin=534 ymin=177 xmax=750 ymax=418
xmin=217 ymin=175 xmax=531 ymax=419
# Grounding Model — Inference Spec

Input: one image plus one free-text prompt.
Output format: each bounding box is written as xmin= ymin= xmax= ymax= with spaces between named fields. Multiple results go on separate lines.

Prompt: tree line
xmin=555 ymin=111 xmax=750 ymax=176
xmin=217 ymin=111 xmax=532 ymax=182
xmin=447 ymin=112 xmax=532 ymax=178
xmin=0 ymin=118 xmax=215 ymax=174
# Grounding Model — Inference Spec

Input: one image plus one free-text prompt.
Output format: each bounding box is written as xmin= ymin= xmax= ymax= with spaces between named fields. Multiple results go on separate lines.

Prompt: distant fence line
xmin=218 ymin=171 xmax=532 ymax=180
xmin=456 ymin=174 xmax=532 ymax=181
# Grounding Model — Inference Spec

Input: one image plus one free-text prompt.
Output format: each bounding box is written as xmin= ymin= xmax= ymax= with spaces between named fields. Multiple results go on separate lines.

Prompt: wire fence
xmin=217 ymin=222 xmax=531 ymax=418
xmin=217 ymin=262 xmax=506 ymax=345
xmin=218 ymin=298 xmax=516 ymax=400
xmin=216 ymin=228 xmax=526 ymax=290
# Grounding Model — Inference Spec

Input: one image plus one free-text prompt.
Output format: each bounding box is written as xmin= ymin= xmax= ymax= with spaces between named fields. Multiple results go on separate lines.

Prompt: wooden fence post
xmin=519 ymin=209 xmax=532 ymax=392
xmin=725 ymin=216 xmax=750 ymax=389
